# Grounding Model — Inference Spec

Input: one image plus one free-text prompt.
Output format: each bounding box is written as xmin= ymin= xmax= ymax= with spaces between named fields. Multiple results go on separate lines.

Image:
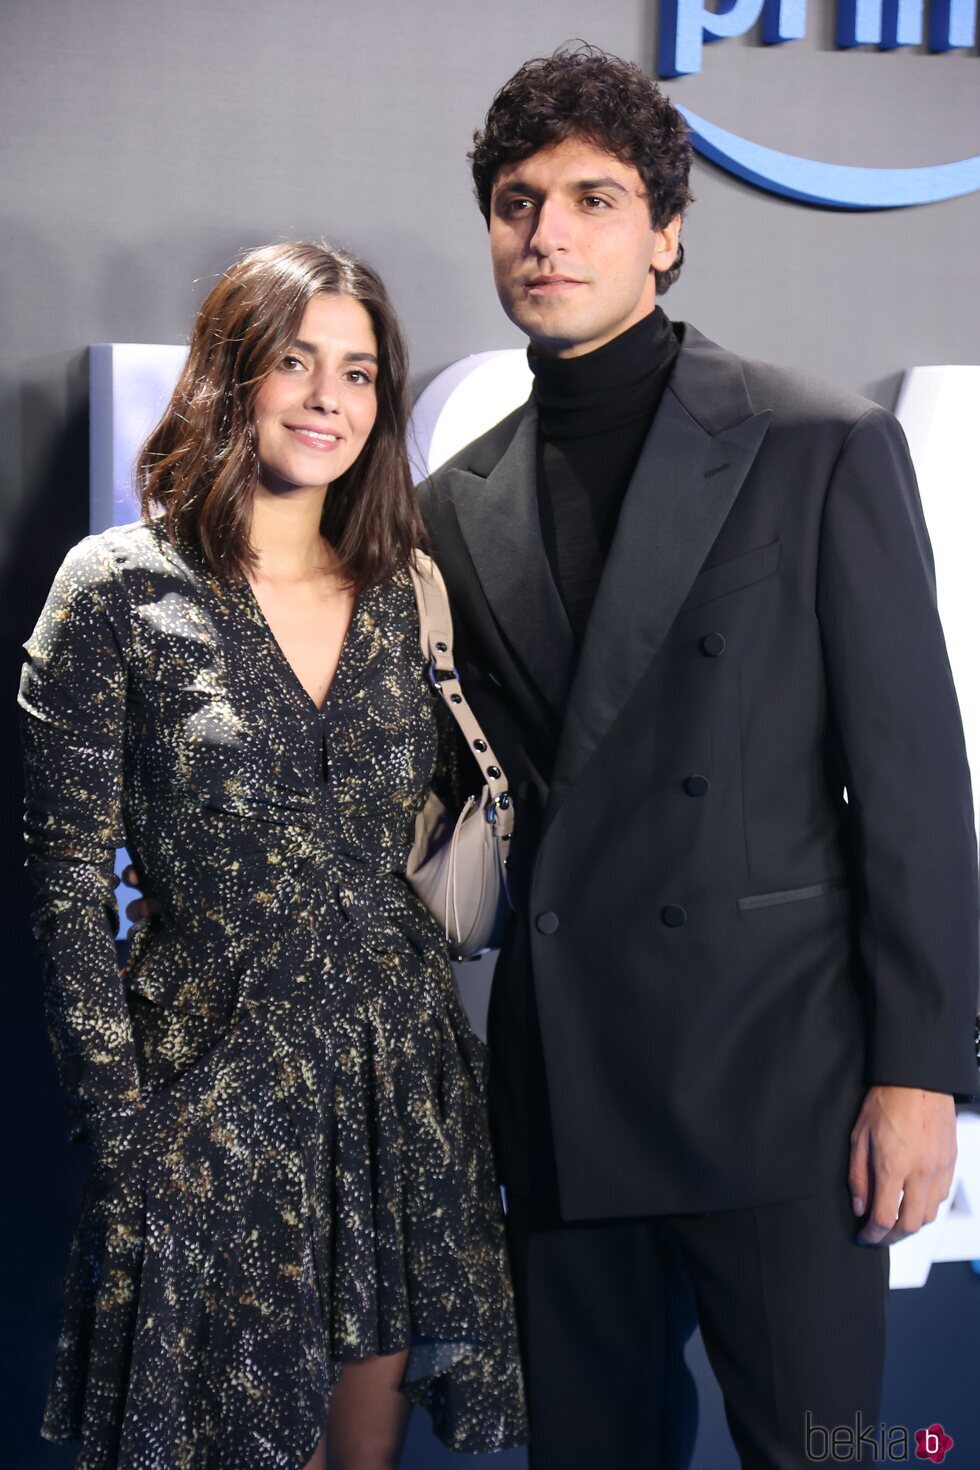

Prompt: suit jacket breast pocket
xmin=680 ymin=540 xmax=780 ymax=615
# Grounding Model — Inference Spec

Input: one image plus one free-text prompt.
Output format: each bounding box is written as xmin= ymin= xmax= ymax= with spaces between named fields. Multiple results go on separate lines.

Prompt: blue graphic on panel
xmin=762 ymin=0 xmax=806 ymax=42
xmin=838 ymin=0 xmax=977 ymax=47
xmin=660 ymin=0 xmax=977 ymax=70
xmin=660 ymin=0 xmax=802 ymax=75
xmin=929 ymin=0 xmax=979 ymax=48
xmin=678 ymin=106 xmax=980 ymax=210
xmin=659 ymin=1 xmax=979 ymax=210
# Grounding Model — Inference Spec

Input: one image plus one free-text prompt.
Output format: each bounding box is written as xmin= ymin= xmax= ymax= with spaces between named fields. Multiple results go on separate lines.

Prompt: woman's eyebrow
xmin=290 ymin=339 xmax=378 ymax=364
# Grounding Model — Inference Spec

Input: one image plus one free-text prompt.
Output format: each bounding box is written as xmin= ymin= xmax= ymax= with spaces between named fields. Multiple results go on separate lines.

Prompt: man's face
xmin=489 ymin=137 xmax=681 ymax=359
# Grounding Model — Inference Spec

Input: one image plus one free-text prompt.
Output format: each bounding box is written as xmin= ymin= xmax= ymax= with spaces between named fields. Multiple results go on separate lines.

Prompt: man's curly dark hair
xmin=469 ymin=45 xmax=694 ymax=293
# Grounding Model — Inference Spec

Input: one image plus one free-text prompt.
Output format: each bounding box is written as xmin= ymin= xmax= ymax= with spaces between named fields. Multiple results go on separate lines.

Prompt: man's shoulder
xmin=677 ymin=322 xmax=888 ymax=438
xmin=738 ymin=352 xmax=884 ymax=433
xmin=417 ymin=401 xmax=529 ymax=521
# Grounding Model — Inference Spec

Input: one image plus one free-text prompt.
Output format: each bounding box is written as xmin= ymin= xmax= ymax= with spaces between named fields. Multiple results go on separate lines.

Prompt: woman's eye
xmin=281 ymin=354 xmax=305 ymax=370
xmin=346 ymin=369 xmax=374 ymax=386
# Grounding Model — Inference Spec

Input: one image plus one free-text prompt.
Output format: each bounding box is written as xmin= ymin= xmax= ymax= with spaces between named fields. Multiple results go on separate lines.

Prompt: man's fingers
xmin=879 ymin=1156 xmax=956 ymax=1244
xmin=881 ymin=1180 xmax=928 ymax=1245
xmin=920 ymin=1168 xmax=955 ymax=1229
xmin=125 ymin=898 xmax=157 ymax=922
xmin=851 ymin=1086 xmax=959 ymax=1245
xmin=856 ymin=1173 xmax=902 ymax=1245
xmin=121 ymin=864 xmax=141 ymax=888
xmin=848 ymin=1130 xmax=870 ymax=1217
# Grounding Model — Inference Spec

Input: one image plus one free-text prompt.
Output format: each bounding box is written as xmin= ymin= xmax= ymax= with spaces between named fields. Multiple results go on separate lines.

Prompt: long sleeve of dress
xmin=18 ymin=535 xmax=141 ymax=1151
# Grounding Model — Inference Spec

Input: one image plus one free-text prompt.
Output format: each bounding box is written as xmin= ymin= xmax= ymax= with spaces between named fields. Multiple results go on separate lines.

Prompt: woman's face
xmin=252 ymin=293 xmax=379 ymax=497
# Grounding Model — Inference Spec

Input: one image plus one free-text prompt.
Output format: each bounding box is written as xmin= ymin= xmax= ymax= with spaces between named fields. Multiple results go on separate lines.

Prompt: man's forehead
xmin=491 ymin=138 xmax=646 ymax=194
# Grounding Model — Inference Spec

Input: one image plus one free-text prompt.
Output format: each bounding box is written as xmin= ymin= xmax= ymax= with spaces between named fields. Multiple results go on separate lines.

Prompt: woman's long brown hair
xmin=138 ymin=241 xmax=424 ymax=590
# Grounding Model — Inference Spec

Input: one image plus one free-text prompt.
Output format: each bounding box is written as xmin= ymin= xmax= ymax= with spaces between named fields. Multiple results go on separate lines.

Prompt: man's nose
xmin=528 ymin=199 xmax=571 ymax=256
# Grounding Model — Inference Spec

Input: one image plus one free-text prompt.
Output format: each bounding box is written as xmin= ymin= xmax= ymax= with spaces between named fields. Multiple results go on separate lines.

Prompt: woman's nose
xmin=305 ymin=370 xmax=340 ymax=412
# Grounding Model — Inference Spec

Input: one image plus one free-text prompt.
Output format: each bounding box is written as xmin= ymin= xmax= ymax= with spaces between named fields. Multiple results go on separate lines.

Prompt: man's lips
xmin=524 ymin=276 xmax=585 ymax=295
xmin=286 ymin=425 xmax=343 ymax=451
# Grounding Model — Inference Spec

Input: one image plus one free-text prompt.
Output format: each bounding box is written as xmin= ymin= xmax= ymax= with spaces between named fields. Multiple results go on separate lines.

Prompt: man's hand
xmin=849 ymin=1085 xmax=957 ymax=1246
xmin=121 ymin=862 xmax=160 ymax=925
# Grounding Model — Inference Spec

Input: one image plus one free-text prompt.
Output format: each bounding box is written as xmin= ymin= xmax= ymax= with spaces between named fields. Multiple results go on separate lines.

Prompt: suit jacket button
xmin=662 ymin=904 xmax=687 ymax=928
xmin=684 ymin=774 xmax=710 ymax=797
xmin=701 ymin=632 xmax=726 ymax=657
xmin=536 ymin=911 xmax=559 ymax=935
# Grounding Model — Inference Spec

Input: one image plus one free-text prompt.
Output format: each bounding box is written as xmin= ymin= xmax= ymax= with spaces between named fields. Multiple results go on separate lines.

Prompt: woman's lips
xmin=286 ymin=425 xmax=342 ymax=451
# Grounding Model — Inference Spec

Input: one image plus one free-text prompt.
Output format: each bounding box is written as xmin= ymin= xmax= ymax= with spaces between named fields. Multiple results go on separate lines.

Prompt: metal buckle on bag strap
xmin=427 ymin=658 xmax=459 ymax=687
xmin=486 ymin=791 xmax=511 ymax=824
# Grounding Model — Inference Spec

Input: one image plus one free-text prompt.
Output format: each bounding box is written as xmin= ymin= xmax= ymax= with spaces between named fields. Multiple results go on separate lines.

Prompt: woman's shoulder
xmin=391 ymin=552 xmax=454 ymax=639
xmin=55 ymin=520 xmax=199 ymax=597
xmin=36 ymin=523 xmax=206 ymax=646
xmin=380 ymin=561 xmax=429 ymax=619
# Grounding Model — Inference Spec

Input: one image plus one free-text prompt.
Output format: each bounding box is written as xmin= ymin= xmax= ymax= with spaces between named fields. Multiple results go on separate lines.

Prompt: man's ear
xmin=651 ymin=214 xmax=682 ymax=275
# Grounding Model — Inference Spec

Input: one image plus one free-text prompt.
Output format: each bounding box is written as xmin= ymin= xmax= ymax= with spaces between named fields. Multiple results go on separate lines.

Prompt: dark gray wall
xmin=3 ymin=4 xmax=978 ymax=1467
xmin=3 ymin=2 xmax=979 ymax=547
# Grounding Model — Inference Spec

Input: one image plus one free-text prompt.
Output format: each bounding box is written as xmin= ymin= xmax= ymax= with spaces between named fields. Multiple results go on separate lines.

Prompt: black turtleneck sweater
xmin=529 ymin=307 xmax=679 ymax=646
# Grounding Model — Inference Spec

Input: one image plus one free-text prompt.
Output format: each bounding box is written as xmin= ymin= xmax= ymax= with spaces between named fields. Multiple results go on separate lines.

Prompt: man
xmin=417 ymin=46 xmax=979 ymax=1469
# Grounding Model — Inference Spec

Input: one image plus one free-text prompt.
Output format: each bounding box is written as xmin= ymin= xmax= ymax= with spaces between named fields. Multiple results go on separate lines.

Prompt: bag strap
xmin=408 ymin=553 xmax=515 ymax=841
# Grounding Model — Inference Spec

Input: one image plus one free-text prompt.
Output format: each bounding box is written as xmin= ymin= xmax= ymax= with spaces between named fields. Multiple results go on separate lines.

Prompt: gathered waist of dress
xmin=124 ymin=853 xmax=445 ymax=1015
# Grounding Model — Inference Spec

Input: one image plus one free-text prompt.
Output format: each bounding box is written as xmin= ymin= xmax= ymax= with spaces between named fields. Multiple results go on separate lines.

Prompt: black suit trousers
xmin=505 ymin=1186 xmax=889 ymax=1470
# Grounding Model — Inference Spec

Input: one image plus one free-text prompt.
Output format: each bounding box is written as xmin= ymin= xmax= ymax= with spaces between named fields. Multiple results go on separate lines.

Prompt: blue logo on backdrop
xmin=659 ymin=1 xmax=980 ymax=209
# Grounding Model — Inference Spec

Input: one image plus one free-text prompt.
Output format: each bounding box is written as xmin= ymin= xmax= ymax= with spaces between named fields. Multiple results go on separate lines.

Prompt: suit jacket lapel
xmin=546 ymin=329 xmax=773 ymax=819
xmin=449 ymin=405 xmax=575 ymax=715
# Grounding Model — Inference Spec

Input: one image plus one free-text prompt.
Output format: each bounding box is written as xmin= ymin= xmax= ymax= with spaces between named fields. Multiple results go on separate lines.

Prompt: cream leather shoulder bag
xmin=406 ymin=553 xmax=514 ymax=959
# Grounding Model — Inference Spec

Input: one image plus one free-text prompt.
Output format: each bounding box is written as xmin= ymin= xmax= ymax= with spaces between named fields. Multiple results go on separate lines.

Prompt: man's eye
xmin=503 ymin=198 xmax=534 ymax=215
xmin=582 ymin=196 xmax=610 ymax=209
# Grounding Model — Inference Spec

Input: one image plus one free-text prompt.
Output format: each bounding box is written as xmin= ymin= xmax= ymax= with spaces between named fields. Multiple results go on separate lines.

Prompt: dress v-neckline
xmin=239 ymin=576 xmax=360 ymax=716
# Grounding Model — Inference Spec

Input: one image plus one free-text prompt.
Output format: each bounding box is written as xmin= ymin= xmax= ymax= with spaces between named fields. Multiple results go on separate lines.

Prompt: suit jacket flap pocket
xmin=737 ymin=879 xmax=844 ymax=912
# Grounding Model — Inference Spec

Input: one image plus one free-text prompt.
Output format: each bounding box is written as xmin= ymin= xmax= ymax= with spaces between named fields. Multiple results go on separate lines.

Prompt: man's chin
xmin=510 ymin=307 xmax=596 ymax=358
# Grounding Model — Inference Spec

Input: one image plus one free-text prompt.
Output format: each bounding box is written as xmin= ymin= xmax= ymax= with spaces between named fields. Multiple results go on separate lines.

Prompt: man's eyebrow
xmin=291 ymin=338 xmax=378 ymax=364
xmin=574 ymin=177 xmax=632 ymax=195
xmin=493 ymin=175 xmax=632 ymax=199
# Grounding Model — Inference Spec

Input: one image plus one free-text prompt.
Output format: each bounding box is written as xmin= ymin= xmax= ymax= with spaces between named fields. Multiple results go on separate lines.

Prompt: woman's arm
xmin=18 ymin=534 xmax=142 ymax=1169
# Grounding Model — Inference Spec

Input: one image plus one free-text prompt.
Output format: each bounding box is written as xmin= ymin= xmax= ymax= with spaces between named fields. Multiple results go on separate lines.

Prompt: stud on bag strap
xmin=408 ymin=553 xmax=515 ymax=841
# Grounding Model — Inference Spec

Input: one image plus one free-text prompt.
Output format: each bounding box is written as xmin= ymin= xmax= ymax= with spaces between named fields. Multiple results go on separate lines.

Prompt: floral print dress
xmin=19 ymin=520 xmax=526 ymax=1468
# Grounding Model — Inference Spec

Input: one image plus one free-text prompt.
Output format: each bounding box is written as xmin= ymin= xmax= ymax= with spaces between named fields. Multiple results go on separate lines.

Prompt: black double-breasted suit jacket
xmin=418 ymin=322 xmax=979 ymax=1221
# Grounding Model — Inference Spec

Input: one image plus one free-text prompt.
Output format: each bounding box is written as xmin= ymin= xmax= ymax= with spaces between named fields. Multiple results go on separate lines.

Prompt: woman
xmin=20 ymin=242 xmax=526 ymax=1468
